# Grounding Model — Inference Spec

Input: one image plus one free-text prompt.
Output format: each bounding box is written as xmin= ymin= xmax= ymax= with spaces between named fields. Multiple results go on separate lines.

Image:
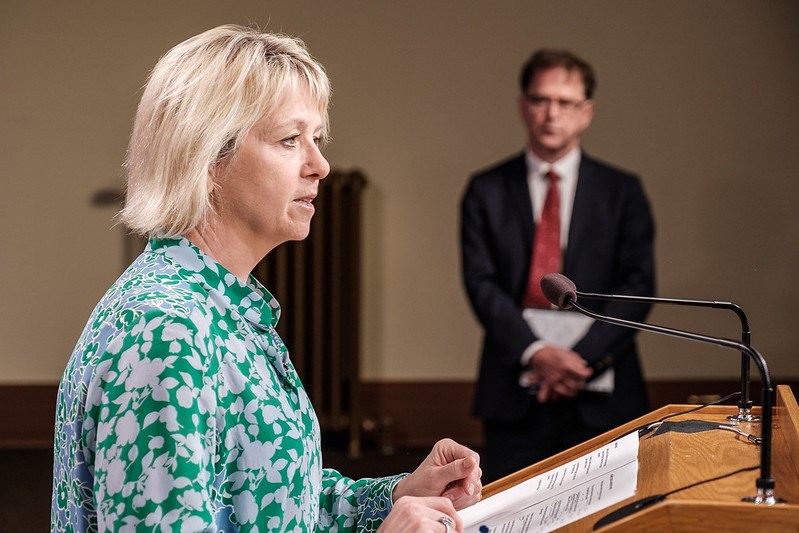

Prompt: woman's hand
xmin=392 ymin=438 xmax=482 ymax=510
xmin=379 ymin=496 xmax=462 ymax=532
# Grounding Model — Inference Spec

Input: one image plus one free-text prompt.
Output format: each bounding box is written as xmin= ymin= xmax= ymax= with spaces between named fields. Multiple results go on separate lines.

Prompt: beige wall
xmin=2 ymin=1 xmax=798 ymax=385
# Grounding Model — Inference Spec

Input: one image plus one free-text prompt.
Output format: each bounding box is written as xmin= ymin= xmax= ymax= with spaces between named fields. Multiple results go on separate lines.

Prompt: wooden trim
xmin=359 ymin=379 xmax=799 ymax=449
xmin=359 ymin=382 xmax=483 ymax=449
xmin=0 ymin=384 xmax=58 ymax=449
xmin=773 ymin=385 xmax=799 ymax=503
xmin=3 ymin=380 xmax=797 ymax=450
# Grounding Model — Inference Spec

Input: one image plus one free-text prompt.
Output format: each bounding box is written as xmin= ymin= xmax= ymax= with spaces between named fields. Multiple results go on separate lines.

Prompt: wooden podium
xmin=481 ymin=385 xmax=799 ymax=532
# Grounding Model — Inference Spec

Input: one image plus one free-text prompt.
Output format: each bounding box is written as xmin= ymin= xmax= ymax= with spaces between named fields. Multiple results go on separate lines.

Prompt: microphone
xmin=540 ymin=273 xmax=781 ymax=505
xmin=541 ymin=274 xmax=756 ymax=423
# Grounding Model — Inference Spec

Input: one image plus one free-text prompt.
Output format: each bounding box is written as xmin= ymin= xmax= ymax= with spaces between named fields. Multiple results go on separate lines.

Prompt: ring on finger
xmin=439 ymin=515 xmax=454 ymax=532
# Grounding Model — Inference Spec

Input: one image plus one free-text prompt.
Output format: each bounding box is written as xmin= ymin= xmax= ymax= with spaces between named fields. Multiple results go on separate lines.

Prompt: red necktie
xmin=523 ymin=170 xmax=561 ymax=308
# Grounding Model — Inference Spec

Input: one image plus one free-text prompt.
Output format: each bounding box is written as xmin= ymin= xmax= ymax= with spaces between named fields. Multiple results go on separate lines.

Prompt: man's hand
xmin=527 ymin=345 xmax=592 ymax=403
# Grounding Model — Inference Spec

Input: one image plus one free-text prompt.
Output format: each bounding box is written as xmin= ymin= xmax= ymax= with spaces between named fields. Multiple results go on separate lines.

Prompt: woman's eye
xmin=282 ymin=135 xmax=299 ymax=147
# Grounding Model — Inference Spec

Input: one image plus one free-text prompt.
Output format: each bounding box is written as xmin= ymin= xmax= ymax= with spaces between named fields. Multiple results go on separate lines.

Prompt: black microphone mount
xmin=574 ymin=288 xmax=756 ymax=423
xmin=540 ymin=273 xmax=781 ymax=505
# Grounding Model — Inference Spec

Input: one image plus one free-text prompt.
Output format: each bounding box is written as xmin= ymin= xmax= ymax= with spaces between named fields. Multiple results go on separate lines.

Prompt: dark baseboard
xmin=359 ymin=379 xmax=799 ymax=449
xmin=1 ymin=384 xmax=58 ymax=449
xmin=3 ymin=380 xmax=796 ymax=450
xmin=359 ymin=382 xmax=483 ymax=449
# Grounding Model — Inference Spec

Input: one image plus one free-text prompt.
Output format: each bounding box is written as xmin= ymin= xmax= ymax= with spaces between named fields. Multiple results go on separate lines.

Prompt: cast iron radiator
xmin=252 ymin=169 xmax=366 ymax=456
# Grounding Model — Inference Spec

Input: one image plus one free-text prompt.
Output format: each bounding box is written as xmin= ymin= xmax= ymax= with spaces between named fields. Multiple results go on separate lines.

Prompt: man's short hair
xmin=519 ymin=49 xmax=596 ymax=100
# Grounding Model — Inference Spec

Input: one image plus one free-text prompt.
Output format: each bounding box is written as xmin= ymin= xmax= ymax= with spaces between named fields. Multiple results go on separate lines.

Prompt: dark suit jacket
xmin=460 ymin=151 xmax=655 ymax=429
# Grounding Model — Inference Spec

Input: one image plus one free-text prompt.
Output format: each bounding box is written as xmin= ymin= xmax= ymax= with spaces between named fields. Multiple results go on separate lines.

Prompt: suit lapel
xmin=564 ymin=154 xmax=598 ymax=275
xmin=506 ymin=154 xmax=534 ymax=242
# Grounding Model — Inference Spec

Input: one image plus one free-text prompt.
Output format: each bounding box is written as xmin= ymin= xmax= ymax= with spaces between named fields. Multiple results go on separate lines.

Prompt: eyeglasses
xmin=525 ymin=94 xmax=587 ymax=113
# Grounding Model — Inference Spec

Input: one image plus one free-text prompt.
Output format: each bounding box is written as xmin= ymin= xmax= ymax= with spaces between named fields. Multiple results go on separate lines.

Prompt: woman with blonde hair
xmin=52 ymin=25 xmax=480 ymax=532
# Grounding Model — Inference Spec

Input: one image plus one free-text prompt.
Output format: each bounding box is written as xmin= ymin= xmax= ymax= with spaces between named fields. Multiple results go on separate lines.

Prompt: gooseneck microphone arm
xmin=541 ymin=273 xmax=778 ymax=504
xmin=576 ymin=290 xmax=755 ymax=421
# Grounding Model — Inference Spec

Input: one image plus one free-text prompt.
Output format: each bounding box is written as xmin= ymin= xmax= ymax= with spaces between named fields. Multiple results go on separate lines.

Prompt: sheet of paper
xmin=459 ymin=432 xmax=639 ymax=533
xmin=520 ymin=308 xmax=613 ymax=394
xmin=522 ymin=308 xmax=594 ymax=347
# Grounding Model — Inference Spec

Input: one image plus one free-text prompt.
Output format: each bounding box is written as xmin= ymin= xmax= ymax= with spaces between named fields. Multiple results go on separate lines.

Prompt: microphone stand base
xmin=727 ymin=407 xmax=761 ymax=424
xmin=742 ymin=487 xmax=786 ymax=505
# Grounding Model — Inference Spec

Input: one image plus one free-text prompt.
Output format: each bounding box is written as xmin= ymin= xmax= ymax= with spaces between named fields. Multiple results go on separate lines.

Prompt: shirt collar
xmin=525 ymin=146 xmax=582 ymax=182
xmin=148 ymin=236 xmax=278 ymax=332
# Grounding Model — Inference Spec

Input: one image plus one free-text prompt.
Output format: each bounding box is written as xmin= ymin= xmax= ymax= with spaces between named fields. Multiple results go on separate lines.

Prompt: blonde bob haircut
xmin=119 ymin=25 xmax=331 ymax=237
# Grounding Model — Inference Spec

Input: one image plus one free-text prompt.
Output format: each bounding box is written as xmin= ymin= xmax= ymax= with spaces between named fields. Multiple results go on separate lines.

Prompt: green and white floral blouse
xmin=52 ymin=237 xmax=404 ymax=532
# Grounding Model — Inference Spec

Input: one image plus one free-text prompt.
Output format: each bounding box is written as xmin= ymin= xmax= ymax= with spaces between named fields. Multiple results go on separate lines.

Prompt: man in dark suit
xmin=460 ymin=49 xmax=655 ymax=482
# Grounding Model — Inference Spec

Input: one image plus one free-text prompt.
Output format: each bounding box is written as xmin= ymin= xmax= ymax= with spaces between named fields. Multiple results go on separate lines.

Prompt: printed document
xmin=459 ymin=432 xmax=639 ymax=533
